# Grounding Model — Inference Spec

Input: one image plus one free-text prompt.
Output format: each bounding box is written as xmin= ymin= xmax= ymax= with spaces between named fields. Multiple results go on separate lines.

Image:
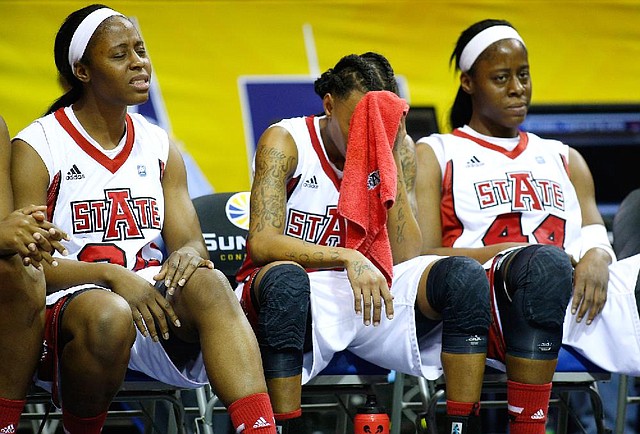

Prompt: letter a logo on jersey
xmin=508 ymin=172 xmax=542 ymax=211
xmin=104 ymin=189 xmax=143 ymax=241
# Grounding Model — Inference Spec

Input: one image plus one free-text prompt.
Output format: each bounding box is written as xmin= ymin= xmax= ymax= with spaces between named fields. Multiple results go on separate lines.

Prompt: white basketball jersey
xmin=422 ymin=127 xmax=583 ymax=258
xmin=238 ymin=115 xmax=346 ymax=279
xmin=15 ymin=106 xmax=169 ymax=271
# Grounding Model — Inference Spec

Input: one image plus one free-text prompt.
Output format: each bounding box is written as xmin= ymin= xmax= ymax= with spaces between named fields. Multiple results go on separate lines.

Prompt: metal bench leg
xmin=615 ymin=374 xmax=629 ymax=434
xmin=587 ymin=382 xmax=608 ymax=434
xmin=390 ymin=372 xmax=404 ymax=434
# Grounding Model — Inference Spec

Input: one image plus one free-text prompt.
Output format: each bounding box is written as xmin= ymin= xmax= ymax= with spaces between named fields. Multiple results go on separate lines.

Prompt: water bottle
xmin=353 ymin=394 xmax=390 ymax=434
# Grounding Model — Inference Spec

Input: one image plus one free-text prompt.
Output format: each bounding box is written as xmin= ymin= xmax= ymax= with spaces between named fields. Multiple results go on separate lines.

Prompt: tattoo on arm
xmin=252 ymin=146 xmax=293 ymax=233
xmin=394 ymin=205 xmax=406 ymax=244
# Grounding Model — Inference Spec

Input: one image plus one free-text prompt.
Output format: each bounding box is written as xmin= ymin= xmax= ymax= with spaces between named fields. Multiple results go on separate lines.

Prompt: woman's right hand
xmin=107 ymin=266 xmax=181 ymax=342
xmin=344 ymin=250 xmax=395 ymax=326
xmin=0 ymin=205 xmax=69 ymax=268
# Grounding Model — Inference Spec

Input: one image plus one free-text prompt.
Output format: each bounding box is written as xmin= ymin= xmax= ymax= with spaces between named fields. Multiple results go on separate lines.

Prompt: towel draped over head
xmin=337 ymin=90 xmax=409 ymax=288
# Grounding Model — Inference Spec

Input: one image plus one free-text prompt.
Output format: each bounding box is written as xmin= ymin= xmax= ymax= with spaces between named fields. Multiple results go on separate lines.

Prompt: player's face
xmin=83 ymin=17 xmax=152 ymax=107
xmin=463 ymin=39 xmax=531 ymax=138
xmin=327 ymin=91 xmax=364 ymax=158
xmin=330 ymin=90 xmax=365 ymax=156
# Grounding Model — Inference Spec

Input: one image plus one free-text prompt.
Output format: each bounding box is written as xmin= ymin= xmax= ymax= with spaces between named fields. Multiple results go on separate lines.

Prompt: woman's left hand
xmin=571 ymin=248 xmax=611 ymax=325
xmin=153 ymin=247 xmax=214 ymax=295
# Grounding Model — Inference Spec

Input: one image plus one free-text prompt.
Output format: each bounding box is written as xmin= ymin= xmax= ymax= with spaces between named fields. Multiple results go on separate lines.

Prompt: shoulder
xmin=524 ymin=131 xmax=569 ymax=155
xmin=269 ymin=116 xmax=309 ymax=138
xmin=258 ymin=116 xmax=308 ymax=151
xmin=128 ymin=113 xmax=169 ymax=139
xmin=416 ymin=132 xmax=453 ymax=164
xmin=128 ymin=113 xmax=170 ymax=157
xmin=13 ymin=113 xmax=56 ymax=148
xmin=416 ymin=132 xmax=454 ymax=149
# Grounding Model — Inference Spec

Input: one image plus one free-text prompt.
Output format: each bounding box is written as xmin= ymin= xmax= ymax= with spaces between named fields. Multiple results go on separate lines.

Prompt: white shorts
xmin=562 ymin=254 xmax=640 ymax=375
xmin=235 ymin=255 xmax=445 ymax=382
xmin=39 ymin=266 xmax=208 ymax=391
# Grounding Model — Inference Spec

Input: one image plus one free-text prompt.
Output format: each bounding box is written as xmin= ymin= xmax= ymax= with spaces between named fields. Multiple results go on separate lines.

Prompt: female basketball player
xmin=0 ymin=114 xmax=69 ymax=433
xmin=235 ymin=52 xmax=492 ymax=434
xmin=415 ymin=19 xmax=640 ymax=434
xmin=11 ymin=5 xmax=276 ymax=433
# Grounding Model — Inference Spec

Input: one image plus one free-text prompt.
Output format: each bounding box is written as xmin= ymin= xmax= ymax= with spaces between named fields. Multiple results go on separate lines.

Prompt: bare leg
xmin=266 ymin=376 xmax=302 ymax=414
xmin=507 ymin=355 xmax=557 ymax=384
xmin=169 ymin=268 xmax=268 ymax=405
xmin=0 ymin=256 xmax=44 ymax=399
xmin=59 ymin=289 xmax=135 ymax=417
xmin=441 ymin=353 xmax=486 ymax=402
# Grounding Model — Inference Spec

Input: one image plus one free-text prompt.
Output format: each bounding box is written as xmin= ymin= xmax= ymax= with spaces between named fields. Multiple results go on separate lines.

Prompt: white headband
xmin=459 ymin=25 xmax=525 ymax=73
xmin=68 ymin=8 xmax=124 ymax=70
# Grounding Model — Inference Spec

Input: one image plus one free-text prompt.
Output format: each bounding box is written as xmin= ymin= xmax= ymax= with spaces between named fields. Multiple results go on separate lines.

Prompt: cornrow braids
xmin=360 ymin=51 xmax=399 ymax=95
xmin=313 ymin=53 xmax=387 ymax=100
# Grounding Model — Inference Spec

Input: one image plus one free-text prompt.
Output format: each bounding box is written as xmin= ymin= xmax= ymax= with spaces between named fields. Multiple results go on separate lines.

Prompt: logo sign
xmin=225 ymin=192 xmax=250 ymax=230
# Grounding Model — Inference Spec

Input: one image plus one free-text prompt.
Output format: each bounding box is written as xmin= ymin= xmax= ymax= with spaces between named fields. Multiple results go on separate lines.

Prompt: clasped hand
xmin=0 ymin=205 xmax=69 ymax=269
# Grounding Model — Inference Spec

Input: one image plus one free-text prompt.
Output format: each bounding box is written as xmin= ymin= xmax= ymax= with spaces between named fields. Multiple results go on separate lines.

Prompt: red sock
xmin=274 ymin=409 xmax=302 ymax=421
xmin=507 ymin=380 xmax=552 ymax=434
xmin=0 ymin=397 xmax=25 ymax=434
xmin=62 ymin=410 xmax=108 ymax=434
xmin=228 ymin=392 xmax=276 ymax=433
xmin=274 ymin=409 xmax=302 ymax=434
xmin=446 ymin=400 xmax=480 ymax=416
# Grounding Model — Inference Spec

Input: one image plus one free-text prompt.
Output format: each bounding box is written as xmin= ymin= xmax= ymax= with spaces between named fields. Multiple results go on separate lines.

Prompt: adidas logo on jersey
xmin=66 ymin=164 xmax=85 ymax=180
xmin=303 ymin=175 xmax=319 ymax=189
xmin=465 ymin=156 xmax=484 ymax=168
xmin=252 ymin=417 xmax=272 ymax=429
xmin=530 ymin=409 xmax=546 ymax=420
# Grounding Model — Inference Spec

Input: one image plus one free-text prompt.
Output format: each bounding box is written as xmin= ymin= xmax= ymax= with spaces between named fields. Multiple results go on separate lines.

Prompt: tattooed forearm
xmin=394 ymin=205 xmax=407 ymax=244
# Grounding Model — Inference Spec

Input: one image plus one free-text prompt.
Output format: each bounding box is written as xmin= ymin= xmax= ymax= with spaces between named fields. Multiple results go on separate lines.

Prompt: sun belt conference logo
xmin=226 ymin=192 xmax=250 ymax=230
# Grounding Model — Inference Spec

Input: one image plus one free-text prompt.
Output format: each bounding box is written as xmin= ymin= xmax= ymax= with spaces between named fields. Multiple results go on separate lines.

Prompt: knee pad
xmin=256 ymin=263 xmax=310 ymax=378
xmin=426 ymin=256 xmax=491 ymax=354
xmin=498 ymin=244 xmax=573 ymax=360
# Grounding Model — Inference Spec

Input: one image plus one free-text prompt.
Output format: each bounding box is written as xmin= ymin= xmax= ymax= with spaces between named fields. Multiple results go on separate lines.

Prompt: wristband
xmin=580 ymin=224 xmax=616 ymax=263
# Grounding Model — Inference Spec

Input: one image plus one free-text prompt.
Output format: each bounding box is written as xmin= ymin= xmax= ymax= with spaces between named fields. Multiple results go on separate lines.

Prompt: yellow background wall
xmin=1 ymin=1 xmax=639 ymax=192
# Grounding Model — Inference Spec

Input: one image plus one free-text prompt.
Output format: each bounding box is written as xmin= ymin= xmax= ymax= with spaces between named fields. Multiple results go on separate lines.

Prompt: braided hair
xmin=313 ymin=53 xmax=392 ymax=102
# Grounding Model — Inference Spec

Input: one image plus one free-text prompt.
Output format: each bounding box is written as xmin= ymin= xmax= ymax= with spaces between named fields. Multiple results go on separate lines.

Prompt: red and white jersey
xmin=237 ymin=115 xmax=346 ymax=280
xmin=420 ymin=126 xmax=583 ymax=258
xmin=15 ymin=106 xmax=168 ymax=271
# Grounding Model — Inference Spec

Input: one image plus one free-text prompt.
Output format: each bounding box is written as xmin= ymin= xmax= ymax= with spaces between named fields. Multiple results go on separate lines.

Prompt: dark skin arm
xmin=567 ymin=147 xmax=611 ymax=325
xmin=388 ymin=119 xmax=422 ymax=263
xmin=414 ymin=141 xmax=526 ymax=263
xmin=248 ymin=124 xmax=394 ymax=326
xmin=154 ymin=141 xmax=214 ymax=294
xmin=3 ymin=119 xmax=68 ymax=268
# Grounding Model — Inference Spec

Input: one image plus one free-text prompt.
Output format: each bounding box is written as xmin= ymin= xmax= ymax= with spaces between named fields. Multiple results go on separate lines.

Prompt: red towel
xmin=337 ymin=90 xmax=408 ymax=288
